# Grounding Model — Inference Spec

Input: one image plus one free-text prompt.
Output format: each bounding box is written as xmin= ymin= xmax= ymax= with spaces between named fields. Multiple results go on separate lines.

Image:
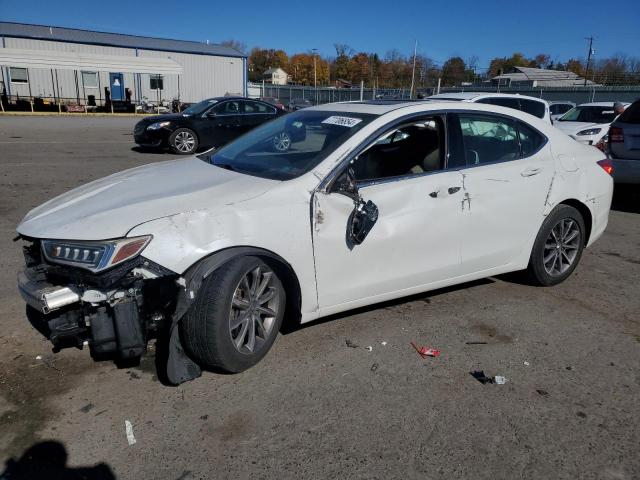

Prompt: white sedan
xmin=554 ymin=102 xmax=629 ymax=146
xmin=16 ymin=101 xmax=614 ymax=383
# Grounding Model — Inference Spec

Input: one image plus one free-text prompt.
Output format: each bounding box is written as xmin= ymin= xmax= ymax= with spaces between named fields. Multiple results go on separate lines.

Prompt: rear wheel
xmin=527 ymin=204 xmax=585 ymax=286
xmin=181 ymin=256 xmax=285 ymax=372
xmin=169 ymin=128 xmax=198 ymax=154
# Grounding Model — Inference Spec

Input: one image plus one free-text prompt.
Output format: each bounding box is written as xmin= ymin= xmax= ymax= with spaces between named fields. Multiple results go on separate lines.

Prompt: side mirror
xmin=348 ymin=199 xmax=378 ymax=247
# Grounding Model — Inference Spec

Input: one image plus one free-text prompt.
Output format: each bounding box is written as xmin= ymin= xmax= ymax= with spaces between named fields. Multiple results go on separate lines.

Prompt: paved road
xmin=0 ymin=116 xmax=639 ymax=480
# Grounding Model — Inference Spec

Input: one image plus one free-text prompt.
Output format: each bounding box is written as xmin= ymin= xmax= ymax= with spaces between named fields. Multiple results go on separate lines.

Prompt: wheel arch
xmin=557 ymin=198 xmax=593 ymax=245
xmin=176 ymin=246 xmax=302 ymax=327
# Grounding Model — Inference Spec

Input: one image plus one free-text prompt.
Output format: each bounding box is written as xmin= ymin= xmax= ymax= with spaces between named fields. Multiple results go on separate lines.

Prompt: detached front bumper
xmin=18 ymin=269 xmax=80 ymax=314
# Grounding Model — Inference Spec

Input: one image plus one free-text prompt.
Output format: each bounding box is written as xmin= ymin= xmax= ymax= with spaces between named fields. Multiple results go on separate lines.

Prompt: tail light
xmin=609 ymin=127 xmax=624 ymax=143
xmin=597 ymin=159 xmax=613 ymax=175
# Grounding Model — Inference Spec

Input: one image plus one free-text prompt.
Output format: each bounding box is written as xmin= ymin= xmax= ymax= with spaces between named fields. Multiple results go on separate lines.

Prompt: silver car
xmin=608 ymin=100 xmax=640 ymax=184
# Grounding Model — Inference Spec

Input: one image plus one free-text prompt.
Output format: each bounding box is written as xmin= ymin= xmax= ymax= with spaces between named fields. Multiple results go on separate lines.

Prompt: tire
xmin=526 ymin=204 xmax=585 ymax=286
xmin=169 ymin=128 xmax=199 ymax=155
xmin=181 ymin=256 xmax=286 ymax=373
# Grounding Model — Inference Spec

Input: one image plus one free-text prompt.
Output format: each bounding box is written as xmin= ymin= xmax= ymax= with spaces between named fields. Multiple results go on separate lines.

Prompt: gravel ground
xmin=0 ymin=115 xmax=639 ymax=480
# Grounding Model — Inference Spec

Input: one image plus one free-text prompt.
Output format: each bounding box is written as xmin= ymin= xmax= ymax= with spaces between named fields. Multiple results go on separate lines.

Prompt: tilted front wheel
xmin=527 ymin=204 xmax=585 ymax=286
xmin=181 ymin=256 xmax=285 ymax=372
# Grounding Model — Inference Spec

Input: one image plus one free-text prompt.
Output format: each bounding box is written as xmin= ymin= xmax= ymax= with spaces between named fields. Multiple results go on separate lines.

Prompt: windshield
xmin=207 ymin=110 xmax=376 ymax=180
xmin=558 ymin=106 xmax=618 ymax=124
xmin=182 ymin=99 xmax=218 ymax=116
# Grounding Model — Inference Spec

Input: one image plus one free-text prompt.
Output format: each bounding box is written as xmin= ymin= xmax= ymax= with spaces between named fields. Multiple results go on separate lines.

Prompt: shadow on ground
xmin=611 ymin=185 xmax=640 ymax=214
xmin=1 ymin=441 xmax=116 ymax=480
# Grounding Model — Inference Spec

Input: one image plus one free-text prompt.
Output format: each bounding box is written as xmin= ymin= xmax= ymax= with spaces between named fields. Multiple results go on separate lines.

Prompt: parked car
xmin=259 ymin=97 xmax=287 ymax=111
xmin=548 ymin=101 xmax=576 ymax=122
xmin=288 ymin=98 xmax=314 ymax=111
xmin=554 ymin=102 xmax=629 ymax=147
xmin=17 ymin=100 xmax=613 ymax=383
xmin=428 ymin=92 xmax=551 ymax=122
xmin=607 ymin=99 xmax=640 ymax=184
xmin=133 ymin=97 xmax=284 ymax=154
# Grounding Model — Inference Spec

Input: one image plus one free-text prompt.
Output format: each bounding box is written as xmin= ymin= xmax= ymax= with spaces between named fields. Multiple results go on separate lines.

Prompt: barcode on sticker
xmin=322 ymin=116 xmax=362 ymax=127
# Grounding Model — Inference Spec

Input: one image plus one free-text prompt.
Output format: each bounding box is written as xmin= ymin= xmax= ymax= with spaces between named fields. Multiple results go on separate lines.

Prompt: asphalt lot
xmin=0 ymin=115 xmax=639 ymax=480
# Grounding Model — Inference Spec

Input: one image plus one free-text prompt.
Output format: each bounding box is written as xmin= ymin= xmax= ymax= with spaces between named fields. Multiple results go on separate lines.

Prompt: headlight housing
xmin=41 ymin=236 xmax=152 ymax=272
xmin=147 ymin=121 xmax=172 ymax=130
xmin=576 ymin=128 xmax=602 ymax=136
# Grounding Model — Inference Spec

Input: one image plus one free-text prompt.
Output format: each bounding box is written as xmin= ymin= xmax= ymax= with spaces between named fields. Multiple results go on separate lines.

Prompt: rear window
xmin=558 ymin=106 xmax=618 ymax=124
xmin=617 ymin=101 xmax=640 ymax=124
xmin=518 ymin=121 xmax=546 ymax=156
xmin=519 ymin=99 xmax=547 ymax=119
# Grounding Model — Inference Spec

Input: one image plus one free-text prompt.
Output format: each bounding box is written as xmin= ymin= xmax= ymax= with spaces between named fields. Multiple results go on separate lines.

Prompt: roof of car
xmin=428 ymin=92 xmax=546 ymax=102
xmin=577 ymin=102 xmax=631 ymax=107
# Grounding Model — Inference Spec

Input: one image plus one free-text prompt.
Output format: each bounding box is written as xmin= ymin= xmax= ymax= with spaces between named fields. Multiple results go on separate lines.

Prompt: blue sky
xmin=2 ymin=0 xmax=639 ymax=71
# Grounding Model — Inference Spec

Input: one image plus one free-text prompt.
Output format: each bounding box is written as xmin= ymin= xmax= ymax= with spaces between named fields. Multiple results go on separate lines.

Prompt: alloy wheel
xmin=273 ymin=132 xmax=291 ymax=151
xmin=229 ymin=265 xmax=281 ymax=354
xmin=175 ymin=131 xmax=196 ymax=153
xmin=543 ymin=218 xmax=581 ymax=276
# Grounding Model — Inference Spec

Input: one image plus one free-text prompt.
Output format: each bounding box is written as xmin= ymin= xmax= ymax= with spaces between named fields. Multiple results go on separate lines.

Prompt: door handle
xmin=448 ymin=186 xmax=461 ymax=194
xmin=521 ymin=167 xmax=542 ymax=177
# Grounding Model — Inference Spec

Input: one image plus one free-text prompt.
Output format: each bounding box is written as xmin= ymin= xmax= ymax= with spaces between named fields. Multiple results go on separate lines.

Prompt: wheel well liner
xmin=558 ymin=199 xmax=592 ymax=245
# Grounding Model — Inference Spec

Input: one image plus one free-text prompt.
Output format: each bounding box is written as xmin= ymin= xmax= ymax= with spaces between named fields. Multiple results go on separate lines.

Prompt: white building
xmin=492 ymin=66 xmax=599 ymax=87
xmin=0 ymin=22 xmax=247 ymax=105
xmin=263 ymin=67 xmax=289 ymax=86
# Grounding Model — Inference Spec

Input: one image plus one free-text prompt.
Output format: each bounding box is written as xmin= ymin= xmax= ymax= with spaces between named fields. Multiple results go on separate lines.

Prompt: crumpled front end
xmin=17 ymin=238 xmax=179 ymax=361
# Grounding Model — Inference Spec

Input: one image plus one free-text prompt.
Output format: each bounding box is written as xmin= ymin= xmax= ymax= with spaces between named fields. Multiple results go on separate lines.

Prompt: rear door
xmin=241 ymin=100 xmax=278 ymax=134
xmin=449 ymin=112 xmax=554 ymax=273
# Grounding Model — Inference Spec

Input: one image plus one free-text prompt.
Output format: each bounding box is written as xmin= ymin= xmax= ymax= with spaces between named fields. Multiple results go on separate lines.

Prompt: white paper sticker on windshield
xmin=603 ymin=110 xmax=614 ymax=114
xmin=322 ymin=116 xmax=363 ymax=127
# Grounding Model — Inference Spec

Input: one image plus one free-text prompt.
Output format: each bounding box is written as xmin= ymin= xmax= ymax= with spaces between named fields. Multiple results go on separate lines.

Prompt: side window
xmin=244 ymin=101 xmax=274 ymax=114
xmin=458 ymin=114 xmax=519 ymax=165
xmin=352 ymin=117 xmax=444 ymax=182
xmin=214 ymin=101 xmax=240 ymax=115
xmin=518 ymin=122 xmax=546 ymax=157
xmin=558 ymin=104 xmax=573 ymax=115
xmin=519 ymin=99 xmax=546 ymax=119
xmin=550 ymin=104 xmax=560 ymax=115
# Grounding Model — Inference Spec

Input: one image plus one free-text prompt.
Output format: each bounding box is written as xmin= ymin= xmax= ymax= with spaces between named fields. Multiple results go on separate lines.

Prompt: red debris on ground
xmin=410 ymin=342 xmax=440 ymax=358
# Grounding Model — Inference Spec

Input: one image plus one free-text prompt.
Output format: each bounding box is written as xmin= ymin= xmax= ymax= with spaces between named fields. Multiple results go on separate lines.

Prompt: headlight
xmin=576 ymin=128 xmax=602 ymax=136
xmin=147 ymin=121 xmax=172 ymax=130
xmin=41 ymin=236 xmax=152 ymax=272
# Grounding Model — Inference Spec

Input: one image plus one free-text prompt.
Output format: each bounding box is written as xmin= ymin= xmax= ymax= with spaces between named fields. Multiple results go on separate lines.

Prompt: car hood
xmin=137 ymin=113 xmax=183 ymax=124
xmin=554 ymin=121 xmax=605 ymax=135
xmin=17 ymin=158 xmax=276 ymax=240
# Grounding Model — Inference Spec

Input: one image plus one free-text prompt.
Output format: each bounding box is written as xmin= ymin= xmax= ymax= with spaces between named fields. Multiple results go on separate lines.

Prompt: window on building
xmin=10 ymin=67 xmax=29 ymax=84
xmin=150 ymin=74 xmax=164 ymax=90
xmin=81 ymin=71 xmax=99 ymax=88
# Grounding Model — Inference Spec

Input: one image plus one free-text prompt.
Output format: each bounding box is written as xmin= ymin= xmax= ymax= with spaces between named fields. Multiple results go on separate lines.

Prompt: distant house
xmin=263 ymin=67 xmax=289 ymax=85
xmin=492 ymin=66 xmax=599 ymax=87
xmin=334 ymin=78 xmax=352 ymax=89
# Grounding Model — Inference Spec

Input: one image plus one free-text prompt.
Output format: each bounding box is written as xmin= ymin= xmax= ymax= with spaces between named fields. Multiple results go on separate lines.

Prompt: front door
xmin=109 ymin=73 xmax=124 ymax=101
xmin=450 ymin=112 xmax=555 ymax=273
xmin=312 ymin=116 xmax=464 ymax=310
xmin=204 ymin=100 xmax=242 ymax=148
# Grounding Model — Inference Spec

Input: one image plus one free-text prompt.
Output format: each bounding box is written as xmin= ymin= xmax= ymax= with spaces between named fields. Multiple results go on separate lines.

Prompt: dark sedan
xmin=134 ymin=97 xmax=285 ymax=154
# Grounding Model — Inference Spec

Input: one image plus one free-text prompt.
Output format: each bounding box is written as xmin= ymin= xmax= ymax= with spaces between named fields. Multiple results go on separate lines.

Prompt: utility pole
xmin=409 ymin=39 xmax=418 ymax=99
xmin=312 ymin=48 xmax=318 ymax=104
xmin=584 ymin=37 xmax=594 ymax=87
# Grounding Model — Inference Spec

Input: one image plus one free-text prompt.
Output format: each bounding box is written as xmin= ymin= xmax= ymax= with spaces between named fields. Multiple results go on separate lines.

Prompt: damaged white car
xmin=16 ymin=101 xmax=613 ymax=383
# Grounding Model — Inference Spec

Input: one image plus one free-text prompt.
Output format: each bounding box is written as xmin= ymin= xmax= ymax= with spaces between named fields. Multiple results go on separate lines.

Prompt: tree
xmin=334 ymin=44 xmax=353 ymax=81
xmin=441 ymin=56 xmax=467 ymax=86
xmin=248 ymin=48 xmax=289 ymax=82
xmin=533 ymin=53 xmax=551 ymax=68
xmin=289 ymin=53 xmax=329 ymax=85
xmin=220 ymin=39 xmax=246 ymax=54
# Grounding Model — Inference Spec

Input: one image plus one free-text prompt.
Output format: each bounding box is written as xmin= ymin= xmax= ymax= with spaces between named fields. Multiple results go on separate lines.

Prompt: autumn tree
xmin=441 ymin=56 xmax=467 ymax=86
xmin=248 ymin=48 xmax=289 ymax=82
xmin=220 ymin=39 xmax=247 ymax=54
